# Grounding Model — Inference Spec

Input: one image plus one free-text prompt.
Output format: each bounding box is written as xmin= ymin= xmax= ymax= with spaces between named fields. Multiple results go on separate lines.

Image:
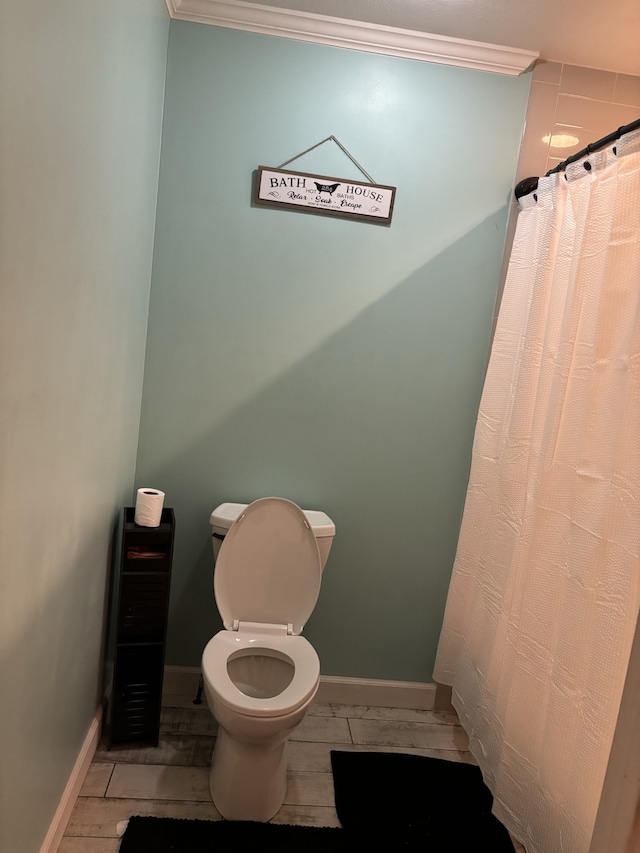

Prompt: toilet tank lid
xmin=210 ymin=501 xmax=335 ymax=537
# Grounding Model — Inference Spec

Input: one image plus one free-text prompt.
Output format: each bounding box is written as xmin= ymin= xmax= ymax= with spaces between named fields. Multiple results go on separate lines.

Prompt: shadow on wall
xmin=137 ymin=207 xmax=508 ymax=682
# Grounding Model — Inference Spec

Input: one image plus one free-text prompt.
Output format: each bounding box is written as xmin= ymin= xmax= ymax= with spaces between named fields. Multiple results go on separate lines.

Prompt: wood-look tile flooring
xmin=58 ymin=694 xmax=525 ymax=852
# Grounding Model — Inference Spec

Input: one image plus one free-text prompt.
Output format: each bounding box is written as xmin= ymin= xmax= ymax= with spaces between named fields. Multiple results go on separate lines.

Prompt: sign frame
xmin=254 ymin=165 xmax=396 ymax=226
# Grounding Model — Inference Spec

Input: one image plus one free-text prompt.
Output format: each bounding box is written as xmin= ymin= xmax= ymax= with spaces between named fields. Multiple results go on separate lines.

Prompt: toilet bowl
xmin=201 ymin=497 xmax=335 ymax=821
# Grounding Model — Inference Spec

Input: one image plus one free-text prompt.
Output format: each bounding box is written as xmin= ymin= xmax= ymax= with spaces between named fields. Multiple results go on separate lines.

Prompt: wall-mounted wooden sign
xmin=255 ymin=166 xmax=396 ymax=225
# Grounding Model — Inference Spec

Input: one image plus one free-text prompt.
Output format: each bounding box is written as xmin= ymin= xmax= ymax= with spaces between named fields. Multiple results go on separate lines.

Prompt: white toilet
xmin=201 ymin=497 xmax=335 ymax=821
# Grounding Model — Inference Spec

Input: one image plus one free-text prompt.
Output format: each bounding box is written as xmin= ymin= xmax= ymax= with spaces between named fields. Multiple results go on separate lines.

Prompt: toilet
xmin=201 ymin=497 xmax=335 ymax=821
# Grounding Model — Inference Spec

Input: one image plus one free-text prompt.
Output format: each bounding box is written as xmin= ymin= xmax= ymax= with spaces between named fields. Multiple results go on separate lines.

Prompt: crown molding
xmin=165 ymin=0 xmax=538 ymax=76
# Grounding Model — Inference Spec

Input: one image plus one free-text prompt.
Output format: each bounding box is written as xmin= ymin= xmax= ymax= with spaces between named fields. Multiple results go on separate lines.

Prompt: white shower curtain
xmin=434 ymin=126 xmax=640 ymax=853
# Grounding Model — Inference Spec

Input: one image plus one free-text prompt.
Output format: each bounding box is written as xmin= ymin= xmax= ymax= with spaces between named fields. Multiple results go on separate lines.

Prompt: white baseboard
xmin=315 ymin=675 xmax=436 ymax=709
xmin=163 ymin=665 xmax=436 ymax=710
xmin=39 ymin=706 xmax=103 ymax=853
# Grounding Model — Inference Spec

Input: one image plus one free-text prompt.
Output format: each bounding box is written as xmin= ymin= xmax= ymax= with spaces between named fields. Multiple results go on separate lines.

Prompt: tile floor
xmin=58 ymin=694 xmax=526 ymax=852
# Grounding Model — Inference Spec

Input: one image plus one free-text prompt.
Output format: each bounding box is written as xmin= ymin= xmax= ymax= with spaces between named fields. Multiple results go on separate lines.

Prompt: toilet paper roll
xmin=134 ymin=488 xmax=165 ymax=527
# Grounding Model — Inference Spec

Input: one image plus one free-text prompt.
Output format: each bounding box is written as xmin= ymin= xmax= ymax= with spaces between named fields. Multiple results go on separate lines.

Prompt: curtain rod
xmin=514 ymin=116 xmax=640 ymax=200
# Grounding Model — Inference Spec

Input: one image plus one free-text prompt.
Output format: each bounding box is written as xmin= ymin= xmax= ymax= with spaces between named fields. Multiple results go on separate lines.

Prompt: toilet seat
xmin=214 ymin=497 xmax=322 ymax=636
xmin=202 ymin=629 xmax=320 ymax=717
xmin=205 ymin=497 xmax=322 ymax=719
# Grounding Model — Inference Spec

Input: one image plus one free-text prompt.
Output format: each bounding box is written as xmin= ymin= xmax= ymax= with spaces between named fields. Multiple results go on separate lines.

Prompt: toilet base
xmin=210 ymin=725 xmax=288 ymax=821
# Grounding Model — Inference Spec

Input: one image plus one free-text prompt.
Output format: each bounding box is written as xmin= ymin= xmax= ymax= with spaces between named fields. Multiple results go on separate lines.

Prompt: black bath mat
xmin=118 ymin=752 xmax=516 ymax=852
xmin=330 ymin=750 xmax=515 ymax=850
xmin=118 ymin=816 xmax=348 ymax=852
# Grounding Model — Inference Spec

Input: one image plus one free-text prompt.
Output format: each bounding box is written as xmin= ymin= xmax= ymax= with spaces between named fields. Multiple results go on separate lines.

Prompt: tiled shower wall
xmin=517 ymin=61 xmax=640 ymax=182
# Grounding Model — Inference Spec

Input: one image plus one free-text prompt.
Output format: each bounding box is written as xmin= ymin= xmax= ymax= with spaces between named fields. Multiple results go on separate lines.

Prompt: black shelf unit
xmin=105 ymin=506 xmax=175 ymax=747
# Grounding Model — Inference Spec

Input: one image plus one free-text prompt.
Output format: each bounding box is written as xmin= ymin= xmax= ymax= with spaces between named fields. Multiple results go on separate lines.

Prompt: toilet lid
xmin=214 ymin=497 xmax=322 ymax=636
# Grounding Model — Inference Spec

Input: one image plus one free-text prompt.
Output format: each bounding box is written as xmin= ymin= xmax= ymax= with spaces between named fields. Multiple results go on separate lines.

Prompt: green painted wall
xmin=136 ymin=21 xmax=530 ymax=682
xmin=0 ymin=2 xmax=168 ymax=850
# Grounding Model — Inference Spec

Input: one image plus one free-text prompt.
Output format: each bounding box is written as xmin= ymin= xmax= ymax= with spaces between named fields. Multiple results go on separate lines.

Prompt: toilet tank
xmin=210 ymin=501 xmax=335 ymax=570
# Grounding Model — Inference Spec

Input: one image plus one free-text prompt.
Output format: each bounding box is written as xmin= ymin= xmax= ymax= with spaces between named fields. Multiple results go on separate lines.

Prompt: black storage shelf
xmin=105 ymin=507 xmax=175 ymax=748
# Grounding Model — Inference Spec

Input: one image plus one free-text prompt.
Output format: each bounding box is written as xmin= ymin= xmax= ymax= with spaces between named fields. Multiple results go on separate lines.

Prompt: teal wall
xmin=136 ymin=21 xmax=530 ymax=682
xmin=0 ymin=2 xmax=168 ymax=851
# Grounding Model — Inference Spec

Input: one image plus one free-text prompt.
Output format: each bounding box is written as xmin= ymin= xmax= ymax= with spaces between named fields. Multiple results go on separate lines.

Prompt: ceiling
xmin=238 ymin=0 xmax=640 ymax=76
